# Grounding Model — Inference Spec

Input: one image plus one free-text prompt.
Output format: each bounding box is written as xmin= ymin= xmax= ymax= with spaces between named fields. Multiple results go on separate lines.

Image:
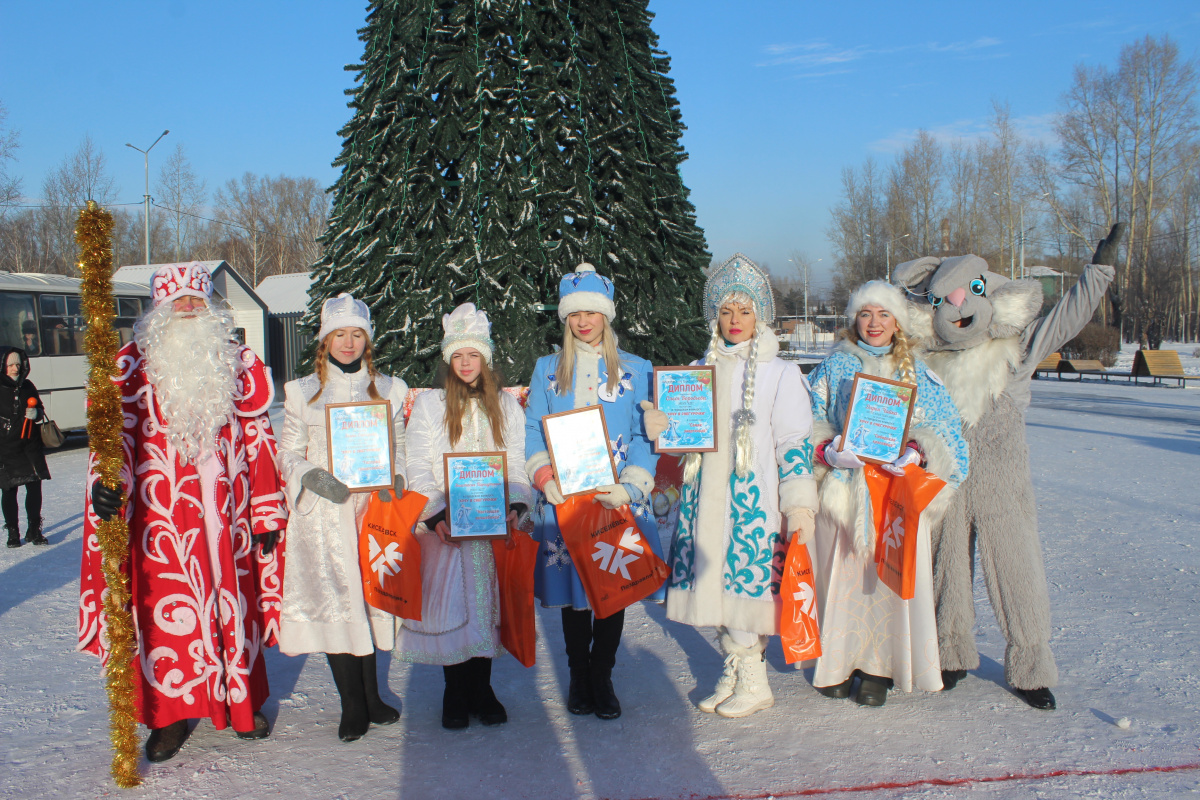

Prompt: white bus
xmin=0 ymin=272 xmax=151 ymax=430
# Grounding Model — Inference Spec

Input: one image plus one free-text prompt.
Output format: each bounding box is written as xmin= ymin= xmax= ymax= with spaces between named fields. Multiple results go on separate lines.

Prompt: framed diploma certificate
xmin=541 ymin=405 xmax=618 ymax=497
xmin=652 ymin=366 xmax=717 ymax=453
xmin=443 ymin=452 xmax=510 ymax=540
xmin=838 ymin=373 xmax=917 ymax=465
xmin=325 ymin=400 xmax=395 ymax=492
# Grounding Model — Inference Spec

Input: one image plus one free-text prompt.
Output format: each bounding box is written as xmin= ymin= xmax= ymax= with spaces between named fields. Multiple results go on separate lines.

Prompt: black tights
xmin=1 ymin=481 xmax=42 ymax=528
xmin=561 ymin=607 xmax=625 ymax=672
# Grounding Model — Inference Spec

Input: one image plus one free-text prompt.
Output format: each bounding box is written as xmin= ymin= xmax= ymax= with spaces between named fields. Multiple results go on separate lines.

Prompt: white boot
xmin=697 ymin=630 xmax=739 ymax=713
xmin=716 ymin=637 xmax=774 ymax=718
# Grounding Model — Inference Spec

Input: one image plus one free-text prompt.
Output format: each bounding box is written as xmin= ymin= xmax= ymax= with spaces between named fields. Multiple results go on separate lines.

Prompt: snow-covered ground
xmin=2 ymin=379 xmax=1198 ymax=799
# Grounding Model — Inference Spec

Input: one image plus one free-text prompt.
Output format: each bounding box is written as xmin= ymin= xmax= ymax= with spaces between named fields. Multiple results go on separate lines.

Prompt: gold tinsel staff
xmin=77 ymin=200 xmax=141 ymax=788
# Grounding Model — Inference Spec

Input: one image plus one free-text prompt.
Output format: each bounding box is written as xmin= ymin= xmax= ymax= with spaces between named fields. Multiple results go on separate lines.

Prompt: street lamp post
xmin=126 ymin=130 xmax=169 ymax=265
xmin=885 ymin=234 xmax=910 ymax=282
xmin=1018 ymin=192 xmax=1050 ymax=280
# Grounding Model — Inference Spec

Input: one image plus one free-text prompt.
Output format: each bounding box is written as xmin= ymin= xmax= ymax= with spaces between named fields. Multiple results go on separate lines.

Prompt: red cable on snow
xmin=614 ymin=762 xmax=1200 ymax=800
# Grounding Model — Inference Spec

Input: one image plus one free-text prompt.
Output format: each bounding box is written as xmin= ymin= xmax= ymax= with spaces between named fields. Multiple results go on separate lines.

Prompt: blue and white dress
xmin=524 ymin=341 xmax=663 ymax=610
xmin=808 ymin=340 xmax=969 ymax=691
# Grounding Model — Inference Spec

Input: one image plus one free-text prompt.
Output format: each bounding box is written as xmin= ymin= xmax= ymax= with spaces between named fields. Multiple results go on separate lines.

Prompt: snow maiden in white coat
xmin=664 ymin=254 xmax=818 ymax=719
xmin=808 ymin=281 xmax=968 ymax=707
xmin=277 ymin=293 xmax=408 ymax=742
xmin=524 ymin=263 xmax=661 ymax=722
xmin=394 ymin=303 xmax=531 ymax=730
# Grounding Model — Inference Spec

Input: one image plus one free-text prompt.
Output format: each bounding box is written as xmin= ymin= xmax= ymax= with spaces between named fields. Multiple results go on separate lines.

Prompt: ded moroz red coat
xmin=78 ymin=340 xmax=288 ymax=732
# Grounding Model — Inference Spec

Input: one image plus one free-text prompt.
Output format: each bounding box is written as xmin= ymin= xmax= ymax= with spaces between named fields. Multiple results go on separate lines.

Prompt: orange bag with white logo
xmin=779 ymin=536 xmax=821 ymax=664
xmin=491 ymin=528 xmax=539 ymax=667
xmin=863 ymin=464 xmax=945 ymax=600
xmin=556 ymin=493 xmax=669 ymax=620
xmin=358 ymin=489 xmax=427 ymax=620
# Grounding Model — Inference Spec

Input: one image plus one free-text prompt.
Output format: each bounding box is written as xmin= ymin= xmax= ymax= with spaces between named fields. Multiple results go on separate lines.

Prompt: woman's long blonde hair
xmin=308 ymin=330 xmax=383 ymax=404
xmin=440 ymin=358 xmax=507 ymax=449
xmin=840 ymin=321 xmax=916 ymax=385
xmin=554 ymin=315 xmax=622 ymax=396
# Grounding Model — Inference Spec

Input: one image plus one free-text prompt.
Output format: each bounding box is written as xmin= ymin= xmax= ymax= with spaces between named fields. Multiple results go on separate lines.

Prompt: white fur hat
xmin=318 ymin=293 xmax=373 ymax=342
xmin=441 ymin=302 xmax=494 ymax=365
xmin=844 ymin=280 xmax=912 ymax=333
xmin=557 ymin=263 xmax=616 ymax=322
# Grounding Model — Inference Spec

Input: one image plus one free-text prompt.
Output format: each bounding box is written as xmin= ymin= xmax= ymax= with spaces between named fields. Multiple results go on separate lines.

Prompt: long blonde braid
xmin=890 ymin=328 xmax=917 ymax=385
xmin=731 ymin=332 xmax=760 ymax=479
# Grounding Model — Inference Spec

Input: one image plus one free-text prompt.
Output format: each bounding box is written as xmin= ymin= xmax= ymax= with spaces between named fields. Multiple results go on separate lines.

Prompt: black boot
xmin=5 ymin=524 xmax=19 ymax=549
xmin=589 ymin=610 xmax=624 ymax=720
xmin=145 ymin=719 xmax=191 ymax=763
xmin=442 ymin=662 xmax=471 ymax=729
xmin=25 ymin=517 xmax=48 ymax=546
xmin=361 ymin=651 xmax=400 ymax=725
xmin=327 ymin=653 xmax=370 ymax=742
xmin=1015 ymin=687 xmax=1057 ymax=710
xmin=561 ymin=608 xmax=595 ymax=715
xmin=941 ymin=669 xmax=968 ymax=690
xmin=854 ymin=673 xmax=889 ymax=707
xmin=466 ymin=657 xmax=507 ymax=726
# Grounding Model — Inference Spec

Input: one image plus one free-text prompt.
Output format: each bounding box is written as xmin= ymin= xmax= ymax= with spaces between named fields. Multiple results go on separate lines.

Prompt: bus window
xmin=114 ymin=296 xmax=141 ymax=345
xmin=40 ymin=294 xmax=87 ymax=355
xmin=0 ymin=292 xmax=40 ymax=356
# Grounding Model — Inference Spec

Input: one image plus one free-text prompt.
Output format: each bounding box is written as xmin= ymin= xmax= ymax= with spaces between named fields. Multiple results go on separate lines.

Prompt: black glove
xmin=253 ymin=530 xmax=279 ymax=556
xmin=1091 ymin=223 xmax=1125 ymax=267
xmin=91 ymin=480 xmax=124 ymax=522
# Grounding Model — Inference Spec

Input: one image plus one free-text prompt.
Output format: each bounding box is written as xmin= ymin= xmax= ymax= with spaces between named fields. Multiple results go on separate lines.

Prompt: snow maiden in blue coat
xmin=661 ymin=254 xmax=818 ymax=719
xmin=808 ymin=281 xmax=968 ymax=707
xmin=524 ymin=263 xmax=661 ymax=721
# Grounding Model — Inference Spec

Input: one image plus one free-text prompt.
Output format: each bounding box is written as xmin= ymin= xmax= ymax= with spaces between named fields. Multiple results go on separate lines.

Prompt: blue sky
xmin=3 ymin=1 xmax=1199 ymax=294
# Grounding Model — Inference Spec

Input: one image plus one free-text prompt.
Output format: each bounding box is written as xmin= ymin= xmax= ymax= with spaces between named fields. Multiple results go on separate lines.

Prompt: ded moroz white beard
xmin=134 ymin=301 xmax=243 ymax=465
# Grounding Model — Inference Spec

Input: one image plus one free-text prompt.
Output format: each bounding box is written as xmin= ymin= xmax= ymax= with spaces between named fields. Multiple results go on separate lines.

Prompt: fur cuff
xmin=420 ymin=491 xmax=446 ymax=522
xmin=508 ymin=480 xmax=533 ymax=510
xmin=525 ymin=450 xmax=551 ymax=483
xmin=778 ymin=476 xmax=818 ymax=514
xmin=618 ymin=464 xmax=655 ymax=500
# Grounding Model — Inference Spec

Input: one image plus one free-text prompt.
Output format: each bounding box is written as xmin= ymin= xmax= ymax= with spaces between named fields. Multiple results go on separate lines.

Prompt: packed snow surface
xmin=1 ymin=378 xmax=1197 ymax=799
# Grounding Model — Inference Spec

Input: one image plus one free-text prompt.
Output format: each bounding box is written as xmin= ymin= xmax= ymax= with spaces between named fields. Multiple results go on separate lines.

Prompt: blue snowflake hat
xmin=703 ymin=253 xmax=776 ymax=325
xmin=558 ymin=263 xmax=616 ymax=322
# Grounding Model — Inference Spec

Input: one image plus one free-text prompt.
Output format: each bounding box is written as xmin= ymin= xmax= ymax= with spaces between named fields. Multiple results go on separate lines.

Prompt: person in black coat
xmin=1 ymin=347 xmax=50 ymax=547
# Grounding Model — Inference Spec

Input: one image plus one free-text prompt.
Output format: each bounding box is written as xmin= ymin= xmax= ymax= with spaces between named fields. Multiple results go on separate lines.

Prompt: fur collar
xmin=924 ymin=337 xmax=1021 ymax=427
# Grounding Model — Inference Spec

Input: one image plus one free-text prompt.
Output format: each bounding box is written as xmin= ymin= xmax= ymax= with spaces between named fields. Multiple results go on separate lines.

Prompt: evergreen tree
xmin=308 ymin=0 xmax=710 ymax=386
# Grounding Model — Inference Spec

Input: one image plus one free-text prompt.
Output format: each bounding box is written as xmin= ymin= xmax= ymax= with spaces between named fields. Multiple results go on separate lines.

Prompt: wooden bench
xmin=1131 ymin=349 xmax=1190 ymax=387
xmin=1033 ymin=352 xmax=1062 ymax=379
xmin=1056 ymin=359 xmax=1108 ymax=381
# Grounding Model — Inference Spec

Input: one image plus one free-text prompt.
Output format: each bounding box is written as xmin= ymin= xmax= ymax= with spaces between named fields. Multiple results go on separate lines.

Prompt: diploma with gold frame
xmin=443 ymin=452 xmax=510 ymax=540
xmin=652 ymin=365 xmax=717 ymax=453
xmin=541 ymin=406 xmax=618 ymax=497
xmin=838 ymin=373 xmax=917 ymax=465
xmin=325 ymin=400 xmax=395 ymax=492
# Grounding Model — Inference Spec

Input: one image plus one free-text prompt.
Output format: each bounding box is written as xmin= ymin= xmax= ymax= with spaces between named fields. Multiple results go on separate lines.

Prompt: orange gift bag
xmin=556 ymin=493 xmax=669 ymax=619
xmin=779 ymin=535 xmax=821 ymax=664
xmin=358 ymin=489 xmax=427 ymax=620
xmin=863 ymin=464 xmax=945 ymax=600
xmin=491 ymin=529 xmax=539 ymax=667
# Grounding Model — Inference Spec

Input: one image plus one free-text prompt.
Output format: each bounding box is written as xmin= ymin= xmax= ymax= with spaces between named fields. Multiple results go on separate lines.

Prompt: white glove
xmin=594 ymin=483 xmax=632 ymax=510
xmin=541 ymin=479 xmax=565 ymax=506
xmin=824 ymin=436 xmax=865 ymax=470
xmin=784 ymin=507 xmax=816 ymax=545
xmin=25 ymin=407 xmax=38 ymax=420
xmin=639 ymin=400 xmax=669 ymax=440
xmin=880 ymin=447 xmax=921 ymax=477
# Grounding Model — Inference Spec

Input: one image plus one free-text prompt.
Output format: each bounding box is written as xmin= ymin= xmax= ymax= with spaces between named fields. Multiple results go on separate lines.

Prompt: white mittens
xmin=881 ymin=447 xmax=921 ymax=476
xmin=639 ymin=400 xmax=669 ymax=440
xmin=785 ymin=507 xmax=816 ymax=545
xmin=594 ymin=484 xmax=632 ymax=510
xmin=541 ymin=479 xmax=565 ymax=506
xmin=824 ymin=436 xmax=865 ymax=470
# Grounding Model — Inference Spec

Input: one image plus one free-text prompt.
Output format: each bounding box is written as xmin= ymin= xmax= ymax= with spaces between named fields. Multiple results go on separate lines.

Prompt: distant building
xmin=256 ymin=271 xmax=314 ymax=383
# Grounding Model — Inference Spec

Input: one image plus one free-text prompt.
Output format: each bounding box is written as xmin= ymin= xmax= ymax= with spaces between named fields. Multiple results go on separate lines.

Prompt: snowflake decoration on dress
xmin=610 ymin=435 xmax=628 ymax=466
xmin=543 ymin=536 xmax=572 ymax=570
xmin=598 ymin=370 xmax=634 ymax=402
xmin=546 ymin=370 xmax=559 ymax=395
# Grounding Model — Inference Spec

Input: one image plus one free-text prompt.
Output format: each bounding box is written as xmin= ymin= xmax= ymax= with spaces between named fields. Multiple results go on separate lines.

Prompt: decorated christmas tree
xmin=307 ymin=0 xmax=711 ymax=386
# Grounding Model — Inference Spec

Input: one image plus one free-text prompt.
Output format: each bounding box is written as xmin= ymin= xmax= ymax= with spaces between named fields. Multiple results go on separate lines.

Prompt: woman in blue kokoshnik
xmin=658 ymin=255 xmax=818 ymax=718
xmin=807 ymin=281 xmax=969 ymax=707
xmin=524 ymin=263 xmax=661 ymax=720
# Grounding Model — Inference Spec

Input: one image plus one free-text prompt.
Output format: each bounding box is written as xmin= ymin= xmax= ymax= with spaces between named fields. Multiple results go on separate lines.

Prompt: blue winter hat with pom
xmin=557 ymin=263 xmax=616 ymax=322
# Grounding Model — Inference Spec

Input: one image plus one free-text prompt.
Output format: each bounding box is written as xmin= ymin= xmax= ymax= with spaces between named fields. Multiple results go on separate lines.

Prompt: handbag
xmin=863 ymin=464 xmax=945 ymax=600
xmin=779 ymin=536 xmax=822 ymax=664
xmin=491 ymin=528 xmax=539 ymax=667
xmin=40 ymin=419 xmax=66 ymax=448
xmin=358 ymin=489 xmax=427 ymax=620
